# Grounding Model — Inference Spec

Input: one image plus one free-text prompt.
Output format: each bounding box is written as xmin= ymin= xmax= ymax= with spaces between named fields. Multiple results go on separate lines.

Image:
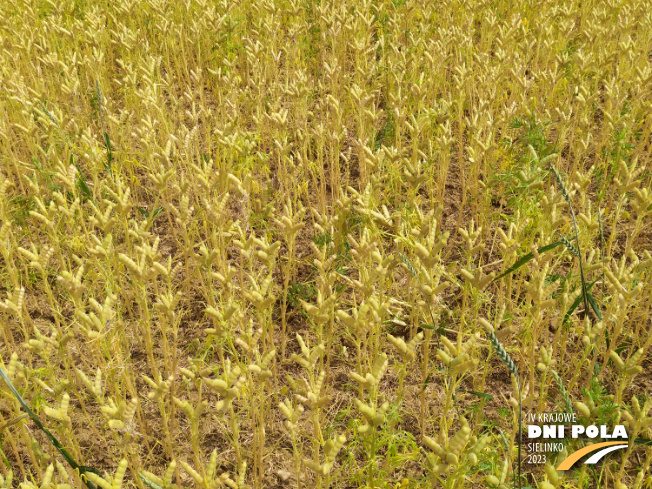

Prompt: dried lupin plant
xmin=0 ymin=0 xmax=651 ymax=488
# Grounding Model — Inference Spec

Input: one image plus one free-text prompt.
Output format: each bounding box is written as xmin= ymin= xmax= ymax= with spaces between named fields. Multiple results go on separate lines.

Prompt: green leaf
xmin=634 ymin=438 xmax=652 ymax=446
xmin=0 ymin=367 xmax=98 ymax=489
xmin=151 ymin=206 xmax=164 ymax=220
xmin=76 ymin=172 xmax=92 ymax=201
xmin=494 ymin=241 xmax=564 ymax=281
xmin=138 ymin=473 xmax=164 ymax=489
xmin=458 ymin=389 xmax=493 ymax=400
xmin=103 ymin=132 xmax=113 ymax=175
xmin=103 ymin=132 xmax=112 ymax=158
xmin=420 ymin=373 xmax=432 ymax=393
xmin=31 ymin=157 xmax=44 ymax=170
xmin=562 ymin=278 xmax=598 ymax=324
xmin=615 ymin=342 xmax=630 ymax=355
xmin=563 ymin=291 xmax=584 ymax=325
xmin=418 ymin=324 xmax=445 ymax=335
xmin=586 ymin=291 xmax=603 ymax=320
xmin=418 ymin=323 xmax=436 ymax=329
xmin=136 ymin=206 xmax=164 ymax=222
xmin=78 ymin=466 xmax=101 ymax=476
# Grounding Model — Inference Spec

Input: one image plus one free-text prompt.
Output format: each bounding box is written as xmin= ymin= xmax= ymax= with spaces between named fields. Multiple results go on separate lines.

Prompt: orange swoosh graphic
xmin=556 ymin=441 xmax=627 ymax=470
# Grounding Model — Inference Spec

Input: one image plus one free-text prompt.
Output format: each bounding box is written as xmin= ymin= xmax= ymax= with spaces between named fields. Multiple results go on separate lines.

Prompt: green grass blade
xmin=550 ymin=163 xmax=590 ymax=320
xmin=78 ymin=466 xmax=101 ymax=476
xmin=420 ymin=373 xmax=432 ymax=393
xmin=562 ymin=278 xmax=598 ymax=324
xmin=139 ymin=473 xmax=164 ymax=489
xmin=563 ymin=292 xmax=584 ymax=325
xmin=418 ymin=323 xmax=445 ymax=335
xmin=103 ymin=132 xmax=113 ymax=174
xmin=95 ymin=80 xmax=114 ymax=178
xmin=494 ymin=241 xmax=564 ymax=282
xmin=76 ymin=171 xmax=93 ymax=201
xmin=458 ymin=389 xmax=493 ymax=400
xmin=0 ymin=366 xmax=98 ymax=489
xmin=586 ymin=291 xmax=603 ymax=320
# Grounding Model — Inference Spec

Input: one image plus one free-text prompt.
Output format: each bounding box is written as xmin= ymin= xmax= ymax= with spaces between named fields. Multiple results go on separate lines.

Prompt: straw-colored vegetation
xmin=0 ymin=0 xmax=651 ymax=487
